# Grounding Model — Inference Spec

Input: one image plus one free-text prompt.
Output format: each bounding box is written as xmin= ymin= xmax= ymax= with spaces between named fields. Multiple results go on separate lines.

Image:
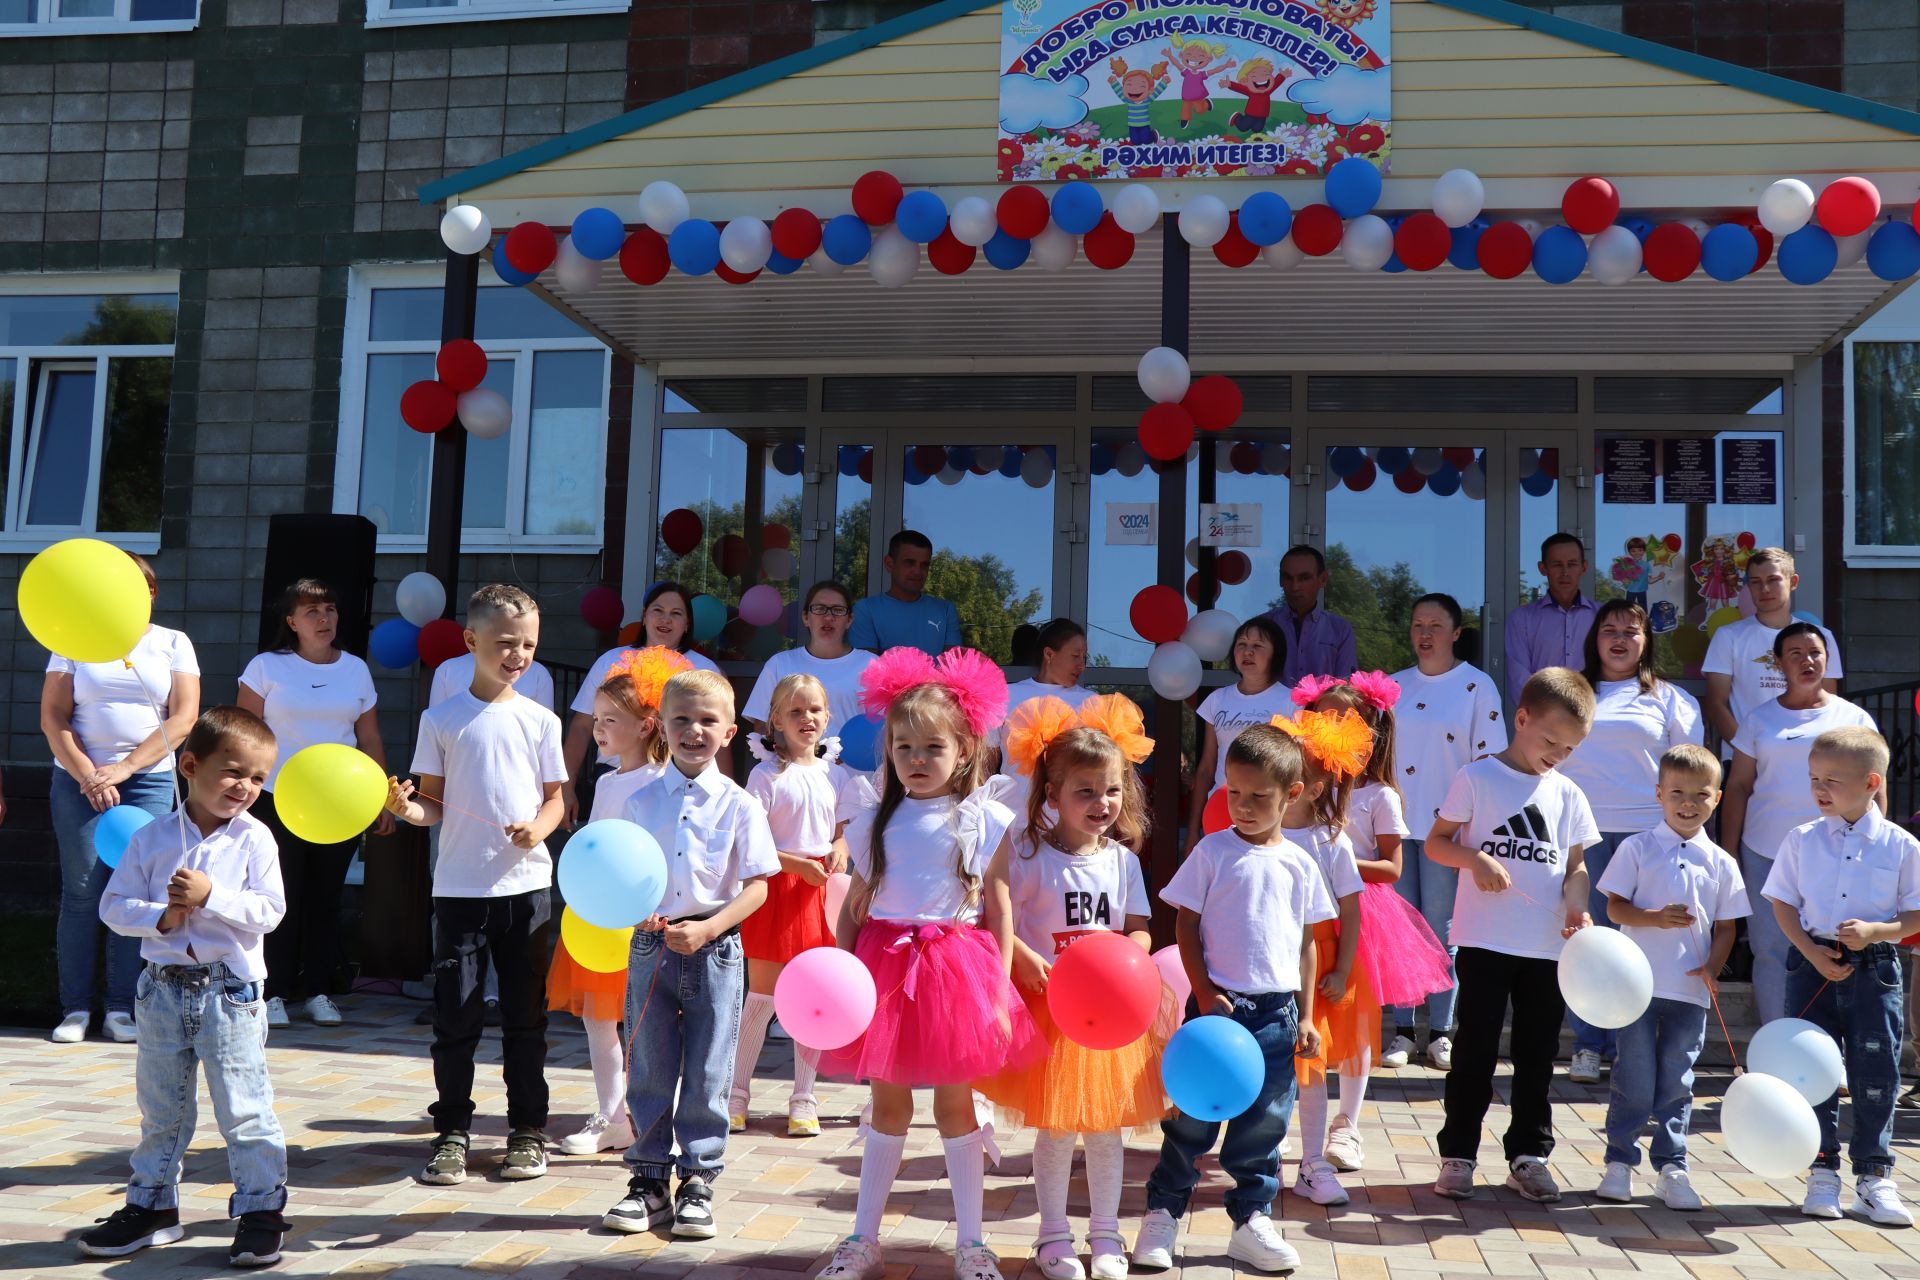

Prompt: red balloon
xmin=1047 ymin=931 xmax=1161 ymax=1050
xmin=913 ymin=444 xmax=947 ymax=476
xmin=998 ymin=185 xmax=1051 ymax=239
xmin=715 ymin=262 xmax=761 ymax=284
xmin=857 ymin=451 xmax=874 ymax=483
xmin=1184 ymin=374 xmax=1243 ymax=432
xmin=1215 ymin=549 xmax=1251 ymax=585
xmin=619 ymin=228 xmax=670 ymax=284
xmin=581 ymin=586 xmax=623 ymax=631
xmin=503 ymin=221 xmax=557 ymax=274
xmin=927 ymin=230 xmax=976 ymax=275
xmin=1213 ymin=214 xmax=1259 ymax=268
xmin=660 ymin=507 xmax=704 ymax=556
xmin=1186 ymin=571 xmax=1205 ymax=606
xmin=852 ymin=170 xmax=903 ymax=226
xmin=770 ymin=207 xmax=822 ymax=261
xmin=1538 ymin=449 xmax=1560 ymax=479
xmin=1129 ymin=585 xmax=1188 ymax=644
xmin=1395 ymin=211 xmax=1451 ymax=271
xmin=1817 ymin=176 xmax=1881 ymax=238
xmin=1562 ymin=177 xmax=1621 ymax=235
xmin=1394 ymin=466 xmax=1426 ymax=494
xmin=1347 ymin=457 xmax=1378 ymax=491
xmin=400 ymin=380 xmax=457 ymax=433
xmin=713 ymin=533 xmax=750 ymax=577
xmin=1138 ymin=402 xmax=1195 ymax=461
xmin=1663 ymin=533 xmax=1683 ymax=553
xmin=1736 ymin=531 xmax=1756 ymax=550
xmin=762 ymin=523 xmax=792 ymax=550
xmin=1743 ymin=219 xmax=1775 ymax=274
xmin=1084 ymin=213 xmax=1135 ymax=270
xmin=1442 ymin=447 xmax=1475 ymax=470
xmin=417 ymin=618 xmax=467 ymax=668
xmin=1479 ymin=221 xmax=1534 ymax=279
xmin=1291 ymin=203 xmax=1343 ymax=256
xmin=435 ymin=339 xmax=487 ymax=392
xmin=1644 ymin=223 xmax=1701 ymax=282
xmin=1203 ymin=786 xmax=1231 ymax=835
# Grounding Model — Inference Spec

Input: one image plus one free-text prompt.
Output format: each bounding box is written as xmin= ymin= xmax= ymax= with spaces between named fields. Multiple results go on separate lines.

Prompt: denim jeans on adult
xmin=55 ymin=767 xmax=175 ymax=1017
xmin=1785 ymin=939 xmax=1903 ymax=1176
xmin=624 ymin=926 xmax=746 ymax=1182
xmin=1569 ymin=831 xmax=1627 ymax=1060
xmin=1603 ymin=995 xmax=1706 ymax=1169
xmin=430 ymin=889 xmax=552 ymax=1135
xmin=1742 ymin=844 xmax=1790 ymax=1025
xmin=1145 ymin=991 xmax=1298 ymax=1225
xmin=1439 ymin=947 xmax=1566 ymax=1163
xmin=127 ymin=962 xmax=288 ymax=1217
xmin=1388 ymin=838 xmax=1458 ymax=1032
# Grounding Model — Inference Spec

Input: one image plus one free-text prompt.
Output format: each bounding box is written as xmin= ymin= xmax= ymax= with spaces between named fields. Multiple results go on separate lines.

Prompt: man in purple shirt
xmin=1503 ymin=532 xmax=1598 ymax=703
xmin=1261 ymin=545 xmax=1357 ymax=685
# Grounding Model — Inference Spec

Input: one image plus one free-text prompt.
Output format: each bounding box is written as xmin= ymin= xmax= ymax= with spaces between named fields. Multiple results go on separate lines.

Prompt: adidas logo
xmin=1480 ymin=804 xmax=1560 ymax=865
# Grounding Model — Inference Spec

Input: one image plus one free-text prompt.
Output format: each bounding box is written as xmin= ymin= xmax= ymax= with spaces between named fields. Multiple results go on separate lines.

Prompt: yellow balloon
xmin=1705 ymin=606 xmax=1744 ymax=638
xmin=561 ymin=907 xmax=634 ymax=973
xmin=272 ymin=743 xmax=387 ymax=844
xmin=18 ymin=538 xmax=152 ymax=664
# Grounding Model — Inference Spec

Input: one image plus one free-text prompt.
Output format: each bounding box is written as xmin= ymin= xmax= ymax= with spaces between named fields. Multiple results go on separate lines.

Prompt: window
xmin=365 ymin=0 xmax=628 ymax=27
xmin=0 ymin=0 xmax=197 ymax=36
xmin=1847 ymin=339 xmax=1920 ymax=563
xmin=336 ymin=268 xmax=612 ymax=550
xmin=0 ymin=285 xmax=175 ymax=547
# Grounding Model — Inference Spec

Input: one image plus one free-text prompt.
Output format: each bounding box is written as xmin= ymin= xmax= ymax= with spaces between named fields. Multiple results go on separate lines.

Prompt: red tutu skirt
xmin=1355 ymin=881 xmax=1454 ymax=1009
xmin=822 ymin=919 xmax=1046 ymax=1088
xmin=1297 ymin=917 xmax=1380 ymax=1085
xmin=547 ymin=937 xmax=628 ymax=1022
xmin=741 ymin=868 xmax=834 ymax=963
xmin=977 ymin=982 xmax=1173 ymax=1135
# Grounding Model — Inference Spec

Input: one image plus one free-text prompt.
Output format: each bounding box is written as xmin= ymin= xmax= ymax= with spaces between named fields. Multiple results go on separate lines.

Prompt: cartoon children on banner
xmin=1222 ymin=57 xmax=1292 ymax=134
xmin=1640 ymin=533 xmax=1685 ymax=634
xmin=1108 ymin=57 xmax=1172 ymax=145
xmin=1690 ymin=533 xmax=1758 ymax=630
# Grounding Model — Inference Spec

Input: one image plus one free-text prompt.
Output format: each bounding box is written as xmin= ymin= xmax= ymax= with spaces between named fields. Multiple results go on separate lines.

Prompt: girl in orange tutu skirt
xmin=980 ymin=693 xmax=1168 ymax=1280
xmin=550 ymin=647 xmax=687 ymax=1156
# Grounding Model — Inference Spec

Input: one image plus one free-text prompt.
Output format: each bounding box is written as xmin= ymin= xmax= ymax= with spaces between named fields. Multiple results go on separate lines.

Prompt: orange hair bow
xmin=605 ymin=646 xmax=693 ymax=709
xmin=1270 ymin=707 xmax=1373 ymax=782
xmin=1077 ymin=693 xmax=1154 ymax=765
xmin=1003 ymin=692 xmax=1155 ymax=777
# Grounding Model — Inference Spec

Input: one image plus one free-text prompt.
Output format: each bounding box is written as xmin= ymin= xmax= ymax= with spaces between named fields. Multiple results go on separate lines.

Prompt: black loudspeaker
xmin=257 ymin=514 xmax=379 ymax=657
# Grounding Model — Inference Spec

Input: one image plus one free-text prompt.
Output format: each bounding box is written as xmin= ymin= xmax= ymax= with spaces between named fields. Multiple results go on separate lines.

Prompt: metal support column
xmin=1149 ymin=216 xmax=1191 ymax=935
xmin=425 ymin=245 xmax=480 ymax=618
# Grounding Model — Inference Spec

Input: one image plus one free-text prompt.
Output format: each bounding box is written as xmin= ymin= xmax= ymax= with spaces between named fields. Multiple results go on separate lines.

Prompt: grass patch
xmin=1085 ymin=98 xmax=1307 ymax=142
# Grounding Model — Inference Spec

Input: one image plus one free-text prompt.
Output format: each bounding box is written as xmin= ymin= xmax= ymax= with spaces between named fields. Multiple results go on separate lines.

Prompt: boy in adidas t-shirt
xmin=1426 ymin=668 xmax=1602 ymax=1204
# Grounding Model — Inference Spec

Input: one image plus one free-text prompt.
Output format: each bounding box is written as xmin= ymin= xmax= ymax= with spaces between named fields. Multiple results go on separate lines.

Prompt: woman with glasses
xmin=743 ymin=580 xmax=875 ymax=736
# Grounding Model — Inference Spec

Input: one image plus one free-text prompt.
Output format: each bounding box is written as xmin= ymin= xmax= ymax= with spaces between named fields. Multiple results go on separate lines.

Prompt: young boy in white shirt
xmin=601 ymin=668 xmax=779 ymax=1241
xmin=387 ymin=584 xmax=568 ymax=1187
xmin=1594 ymin=743 xmax=1747 ymax=1210
xmin=1427 ymin=667 xmax=1601 ymax=1204
xmin=90 ymin=707 xmax=290 ymax=1268
xmin=1764 ymin=726 xmax=1920 ymax=1226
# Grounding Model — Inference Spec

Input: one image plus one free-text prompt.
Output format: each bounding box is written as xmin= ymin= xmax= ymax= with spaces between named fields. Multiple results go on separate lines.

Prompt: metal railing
xmin=1849 ymin=679 xmax=1920 ymax=828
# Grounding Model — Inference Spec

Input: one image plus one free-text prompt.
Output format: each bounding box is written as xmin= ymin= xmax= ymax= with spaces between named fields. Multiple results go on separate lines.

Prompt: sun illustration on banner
xmin=1317 ymin=0 xmax=1379 ymax=28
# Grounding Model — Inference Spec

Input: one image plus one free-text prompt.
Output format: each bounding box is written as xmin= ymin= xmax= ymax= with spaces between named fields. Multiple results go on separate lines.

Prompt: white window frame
xmin=336 ymin=263 xmax=612 ymax=554
xmin=1843 ymin=331 xmax=1920 ymax=567
xmin=0 ymin=0 xmax=199 ymax=38
xmin=365 ymin=0 xmax=628 ymax=29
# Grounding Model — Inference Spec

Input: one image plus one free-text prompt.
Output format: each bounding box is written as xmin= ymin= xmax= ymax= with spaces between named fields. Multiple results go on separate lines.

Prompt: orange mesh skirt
xmin=975 ymin=983 xmax=1173 ymax=1135
xmin=1296 ymin=917 xmax=1380 ymax=1085
xmin=546 ymin=936 xmax=628 ymax=1022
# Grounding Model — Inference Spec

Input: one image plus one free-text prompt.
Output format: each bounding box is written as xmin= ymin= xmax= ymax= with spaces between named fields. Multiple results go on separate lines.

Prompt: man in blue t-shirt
xmin=849 ymin=529 xmax=964 ymax=655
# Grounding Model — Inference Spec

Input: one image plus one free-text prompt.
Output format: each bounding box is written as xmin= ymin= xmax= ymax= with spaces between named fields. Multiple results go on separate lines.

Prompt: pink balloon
xmin=774 ymin=946 xmax=876 ymax=1051
xmin=739 ymin=583 xmax=784 ymax=627
xmin=1153 ymin=945 xmax=1191 ymax=1019
xmin=823 ymin=872 xmax=852 ymax=929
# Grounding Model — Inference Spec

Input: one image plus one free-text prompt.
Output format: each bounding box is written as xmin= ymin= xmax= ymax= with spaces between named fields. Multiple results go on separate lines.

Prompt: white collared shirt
xmin=1763 ymin=806 xmax=1920 ymax=939
xmin=623 ymin=760 xmax=780 ymax=920
xmin=1596 ymin=823 xmax=1748 ymax=1007
xmin=100 ymin=810 xmax=286 ymax=982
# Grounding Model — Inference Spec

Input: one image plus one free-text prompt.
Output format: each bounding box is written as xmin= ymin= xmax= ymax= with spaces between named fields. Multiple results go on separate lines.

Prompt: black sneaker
xmin=672 ymin=1174 xmax=716 ymax=1239
xmin=229 ymin=1211 xmax=289 ymax=1268
xmin=419 ymin=1131 xmax=469 ymax=1186
xmin=601 ymin=1174 xmax=672 ymax=1234
xmin=499 ymin=1127 xmax=548 ymax=1181
xmin=79 ymin=1204 xmax=184 ymax=1257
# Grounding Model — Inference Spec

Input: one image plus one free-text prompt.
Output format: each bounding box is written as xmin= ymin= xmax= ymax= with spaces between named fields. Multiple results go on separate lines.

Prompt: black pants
xmin=430 ymin=889 xmax=552 ymax=1135
xmin=1438 ymin=946 xmax=1566 ymax=1163
xmin=256 ymin=789 xmax=357 ymax=1002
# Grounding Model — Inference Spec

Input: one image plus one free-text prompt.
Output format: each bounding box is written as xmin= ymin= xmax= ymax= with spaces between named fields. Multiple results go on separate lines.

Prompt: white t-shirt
xmin=411 ymin=690 xmax=568 ymax=897
xmin=1440 ymin=757 xmax=1603 ymax=961
xmin=742 ymin=647 xmax=876 ymax=735
xmin=1729 ymin=695 xmax=1877 ymax=860
xmin=588 ymin=763 xmax=662 ymax=824
xmin=745 ymin=757 xmax=866 ymax=859
xmin=1557 ymin=679 xmax=1704 ymax=832
xmin=568 ymin=644 xmax=723 ymax=719
xmin=845 ymin=791 xmax=1015 ymax=925
xmin=1704 ymin=616 xmax=1844 ymax=735
xmin=1284 ymin=822 xmax=1365 ymax=899
xmin=994 ymin=678 xmax=1097 ymax=750
xmin=47 ymin=625 xmax=200 ymax=776
xmin=431 ymin=654 xmax=555 ymax=713
xmin=1004 ymin=837 xmax=1150 ymax=958
xmin=1159 ymin=828 xmax=1337 ymax=995
xmin=239 ymin=650 xmax=379 ymax=789
xmin=1197 ymin=681 xmax=1296 ymax=789
xmin=1596 ymin=824 xmax=1748 ymax=1008
xmin=1346 ymin=782 xmax=1408 ymax=864
xmin=1392 ymin=662 xmax=1507 ymax=840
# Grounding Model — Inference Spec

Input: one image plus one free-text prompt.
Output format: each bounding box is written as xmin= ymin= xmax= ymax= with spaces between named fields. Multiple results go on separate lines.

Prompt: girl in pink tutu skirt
xmin=817 ymin=647 xmax=1045 ymax=1280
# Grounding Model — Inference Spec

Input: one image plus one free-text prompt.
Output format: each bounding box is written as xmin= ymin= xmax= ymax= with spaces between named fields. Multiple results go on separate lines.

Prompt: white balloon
xmin=808 ymin=247 xmax=845 ymax=276
xmin=457 ymin=387 xmax=512 ymax=440
xmin=1681 ymin=217 xmax=1711 ymax=240
xmin=1137 ymin=346 xmax=1191 ymax=405
xmin=638 ymin=180 xmax=689 ymax=235
xmin=868 ymin=226 xmax=919 ymax=288
xmin=1115 ymin=441 xmax=1146 ymax=477
xmin=1341 ymin=214 xmax=1394 ymax=271
xmin=1588 ymin=224 xmax=1643 ymax=285
xmin=1214 ymin=440 xmax=1235 ymax=473
xmin=1758 ymin=178 xmax=1815 ymax=237
xmin=1836 ymin=227 xmax=1872 ymax=268
xmin=1032 ymin=224 xmax=1078 ymax=272
xmin=1261 ymin=442 xmax=1290 ymax=475
xmin=1431 ymin=168 xmax=1485 ymax=229
xmin=439 ymin=204 xmax=492 ymax=256
xmin=1020 ymin=448 xmax=1053 ymax=488
xmin=553 ymin=236 xmax=603 ymax=295
xmin=1720 ymin=1071 xmax=1822 ymax=1177
xmin=949 ymin=196 xmax=998 ymax=247
xmin=1262 ymin=237 xmax=1304 ymax=271
xmin=1178 ymin=195 xmax=1230 ymax=247
xmin=936 ymin=464 xmax=965 ymax=486
xmin=1184 ymin=536 xmax=1202 ymax=569
xmin=1556 ymin=927 xmax=1653 ymax=1029
xmin=761 ymin=547 xmax=796 ymax=580
xmin=1183 ymin=609 xmax=1239 ymax=662
xmin=1748 ymin=1017 xmax=1846 ymax=1104
xmin=1147 ymin=641 xmax=1204 ymax=701
xmin=1460 ymin=464 xmax=1487 ymax=500
xmin=1112 ymin=184 xmax=1162 ymax=235
xmin=1517 ymin=218 xmax=1543 ymax=239
xmin=719 ymin=216 xmax=773 ymax=273
xmin=395 ymin=572 xmax=446 ymax=627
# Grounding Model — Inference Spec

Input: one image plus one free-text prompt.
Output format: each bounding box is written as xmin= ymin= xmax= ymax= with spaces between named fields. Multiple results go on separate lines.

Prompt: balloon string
xmin=1708 ymin=982 xmax=1741 ymax=1074
xmin=621 ymin=940 xmax=668 ymax=1116
xmin=126 ymin=658 xmax=193 ymax=860
xmin=1798 ymin=979 xmax=1833 ymax=1020
xmin=408 ymin=786 xmax=511 ymax=832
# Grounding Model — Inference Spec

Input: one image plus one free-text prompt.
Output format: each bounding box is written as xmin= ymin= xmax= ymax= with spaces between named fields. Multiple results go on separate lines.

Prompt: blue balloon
xmin=1382 ymin=250 xmax=1407 ymax=274
xmin=557 ymin=819 xmax=668 ymax=929
xmin=895 ymin=190 xmax=949 ymax=244
xmin=1868 ymin=220 xmax=1920 ymax=282
xmin=94 ymin=804 xmax=156 ymax=870
xmin=765 ymin=250 xmax=803 ymax=276
xmin=983 ymin=228 xmax=1031 ymax=271
xmin=1090 ymin=442 xmax=1115 ymax=475
xmin=1622 ymin=216 xmax=1654 ymax=243
xmin=1375 ymin=446 xmax=1411 ymax=475
xmin=1162 ymin=1016 xmax=1264 ymax=1121
xmin=1532 ymin=225 xmax=1587 ymax=285
xmin=838 ymin=445 xmax=862 ymax=477
xmin=690 ymin=594 xmax=728 ymax=641
xmin=999 ymin=446 xmax=1023 ymax=478
xmin=904 ymin=465 xmax=929 ymax=485
xmin=771 ymin=442 xmax=804 ymax=476
xmin=1329 ymin=446 xmax=1366 ymax=477
xmin=1050 ymin=180 xmax=1104 ymax=235
xmin=491 ymin=238 xmax=536 ymax=286
xmin=1520 ymin=468 xmax=1556 ymax=497
xmin=1428 ymin=464 xmax=1463 ymax=497
xmin=1779 ymin=224 xmax=1837 ymax=285
xmin=1701 ymin=223 xmax=1759 ymax=282
xmin=947 ymin=445 xmax=975 ymax=471
xmin=570 ymin=206 xmax=626 ymax=261
xmin=667 ymin=219 xmax=721 ymax=276
xmin=840 ymin=714 xmax=882 ymax=772
xmin=1325 ymin=155 xmax=1382 ymax=219
xmin=821 ymin=214 xmax=872 ymax=265
xmin=369 ymin=618 xmax=422 ymax=669
xmin=1238 ymin=191 xmax=1292 ymax=246
xmin=1447 ymin=220 xmax=1485 ymax=271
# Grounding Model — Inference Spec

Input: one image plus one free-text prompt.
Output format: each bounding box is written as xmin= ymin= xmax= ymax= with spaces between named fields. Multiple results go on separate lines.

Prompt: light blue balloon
xmin=94 ymin=804 xmax=157 ymax=870
xmin=556 ymin=819 xmax=667 ymax=929
xmin=690 ymin=594 xmax=728 ymax=641
xmin=1162 ymin=1016 xmax=1264 ymax=1121
xmin=840 ymin=714 xmax=881 ymax=772
xmin=1324 ymin=155 xmax=1382 ymax=219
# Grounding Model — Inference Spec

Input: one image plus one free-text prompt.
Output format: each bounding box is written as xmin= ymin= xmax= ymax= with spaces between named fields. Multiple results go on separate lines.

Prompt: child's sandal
xmin=1035 ymin=1231 xmax=1084 ymax=1280
xmin=1087 ymin=1231 xmax=1129 ymax=1280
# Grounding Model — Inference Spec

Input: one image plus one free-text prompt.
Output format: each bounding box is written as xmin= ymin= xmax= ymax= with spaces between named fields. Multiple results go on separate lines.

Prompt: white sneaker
xmin=558 ymin=1112 xmax=633 ymax=1155
xmin=954 ymin=1242 xmax=1003 ymax=1280
xmin=1803 ymin=1168 xmax=1844 ymax=1219
xmin=1427 ymin=1036 xmax=1453 ymax=1071
xmin=1131 ymin=1208 xmax=1180 ymax=1271
xmin=1324 ymin=1113 xmax=1364 ymax=1171
xmin=1380 ymin=1033 xmax=1414 ymax=1068
xmin=265 ymin=998 xmax=290 ymax=1029
xmin=1658 ymin=1165 xmax=1702 ymax=1211
xmin=1857 ymin=1175 xmax=1914 ymax=1227
xmin=1595 ymin=1161 xmax=1633 ymax=1203
xmin=1226 ymin=1213 xmax=1299 ymax=1273
xmin=304 ymin=994 xmax=342 ymax=1026
xmin=1035 ymin=1234 xmax=1086 ymax=1280
xmin=50 ymin=1011 xmax=89 ymax=1044
xmin=817 ymin=1235 xmax=883 ymax=1279
xmin=104 ymin=1012 xmax=137 ymax=1043
xmin=1293 ymin=1156 xmax=1350 ymax=1206
xmin=1569 ymin=1049 xmax=1603 ymax=1084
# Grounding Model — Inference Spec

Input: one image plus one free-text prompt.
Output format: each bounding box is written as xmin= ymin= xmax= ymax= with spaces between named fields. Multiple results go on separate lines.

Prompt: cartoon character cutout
xmin=1108 ymin=56 xmax=1171 ymax=146
xmin=1610 ymin=535 xmax=1653 ymax=610
xmin=1317 ymin=0 xmax=1379 ymax=28
xmin=1690 ymin=535 xmax=1742 ymax=625
xmin=1220 ymin=56 xmax=1292 ymax=135
xmin=1162 ymin=34 xmax=1233 ymax=130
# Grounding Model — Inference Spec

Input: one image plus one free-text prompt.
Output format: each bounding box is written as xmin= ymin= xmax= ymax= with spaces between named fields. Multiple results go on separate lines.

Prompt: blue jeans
xmin=1786 ymin=940 xmax=1903 ymax=1176
xmin=1603 ymin=995 xmax=1705 ymax=1168
xmin=128 ymin=962 xmax=287 ymax=1216
xmin=1145 ymin=992 xmax=1298 ymax=1224
xmin=1570 ymin=831 xmax=1627 ymax=1059
xmin=624 ymin=926 xmax=745 ymax=1182
xmin=1389 ymin=838 xmax=1458 ymax=1032
xmin=1742 ymin=844 xmax=1790 ymax=1025
xmin=54 ymin=767 xmax=175 ymax=1017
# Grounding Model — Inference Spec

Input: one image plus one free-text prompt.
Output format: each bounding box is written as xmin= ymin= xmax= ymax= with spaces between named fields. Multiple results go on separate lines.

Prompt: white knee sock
xmin=1032 ymin=1130 xmax=1077 ymax=1242
xmin=1083 ymin=1129 xmax=1125 ymax=1240
xmin=855 ymin=1127 xmax=907 ymax=1239
xmin=1337 ymin=1050 xmax=1371 ymax=1122
xmin=793 ymin=1044 xmax=819 ymax=1105
xmin=1298 ymin=1078 xmax=1329 ymax=1162
xmin=584 ymin=1017 xmax=627 ymax=1120
xmin=733 ymin=993 xmax=775 ymax=1108
xmin=942 ymin=1128 xmax=987 ymax=1245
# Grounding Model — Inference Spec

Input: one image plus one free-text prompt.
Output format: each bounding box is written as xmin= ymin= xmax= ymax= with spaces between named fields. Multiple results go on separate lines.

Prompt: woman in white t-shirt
xmin=994 ymin=618 xmax=1094 ymax=759
xmin=743 ymin=580 xmax=877 ymax=735
xmin=40 ymin=553 xmax=200 ymax=1046
xmin=238 ymin=578 xmax=392 ymax=1029
xmin=1185 ymin=616 xmax=1293 ymax=853
xmin=1721 ymin=621 xmax=1879 ymax=1025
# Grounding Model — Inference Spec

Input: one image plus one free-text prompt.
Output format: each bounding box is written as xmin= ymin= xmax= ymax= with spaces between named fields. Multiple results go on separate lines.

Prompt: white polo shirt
xmin=1596 ymin=823 xmax=1748 ymax=1007
xmin=1763 ymin=807 xmax=1920 ymax=939
xmin=623 ymin=760 xmax=780 ymax=921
